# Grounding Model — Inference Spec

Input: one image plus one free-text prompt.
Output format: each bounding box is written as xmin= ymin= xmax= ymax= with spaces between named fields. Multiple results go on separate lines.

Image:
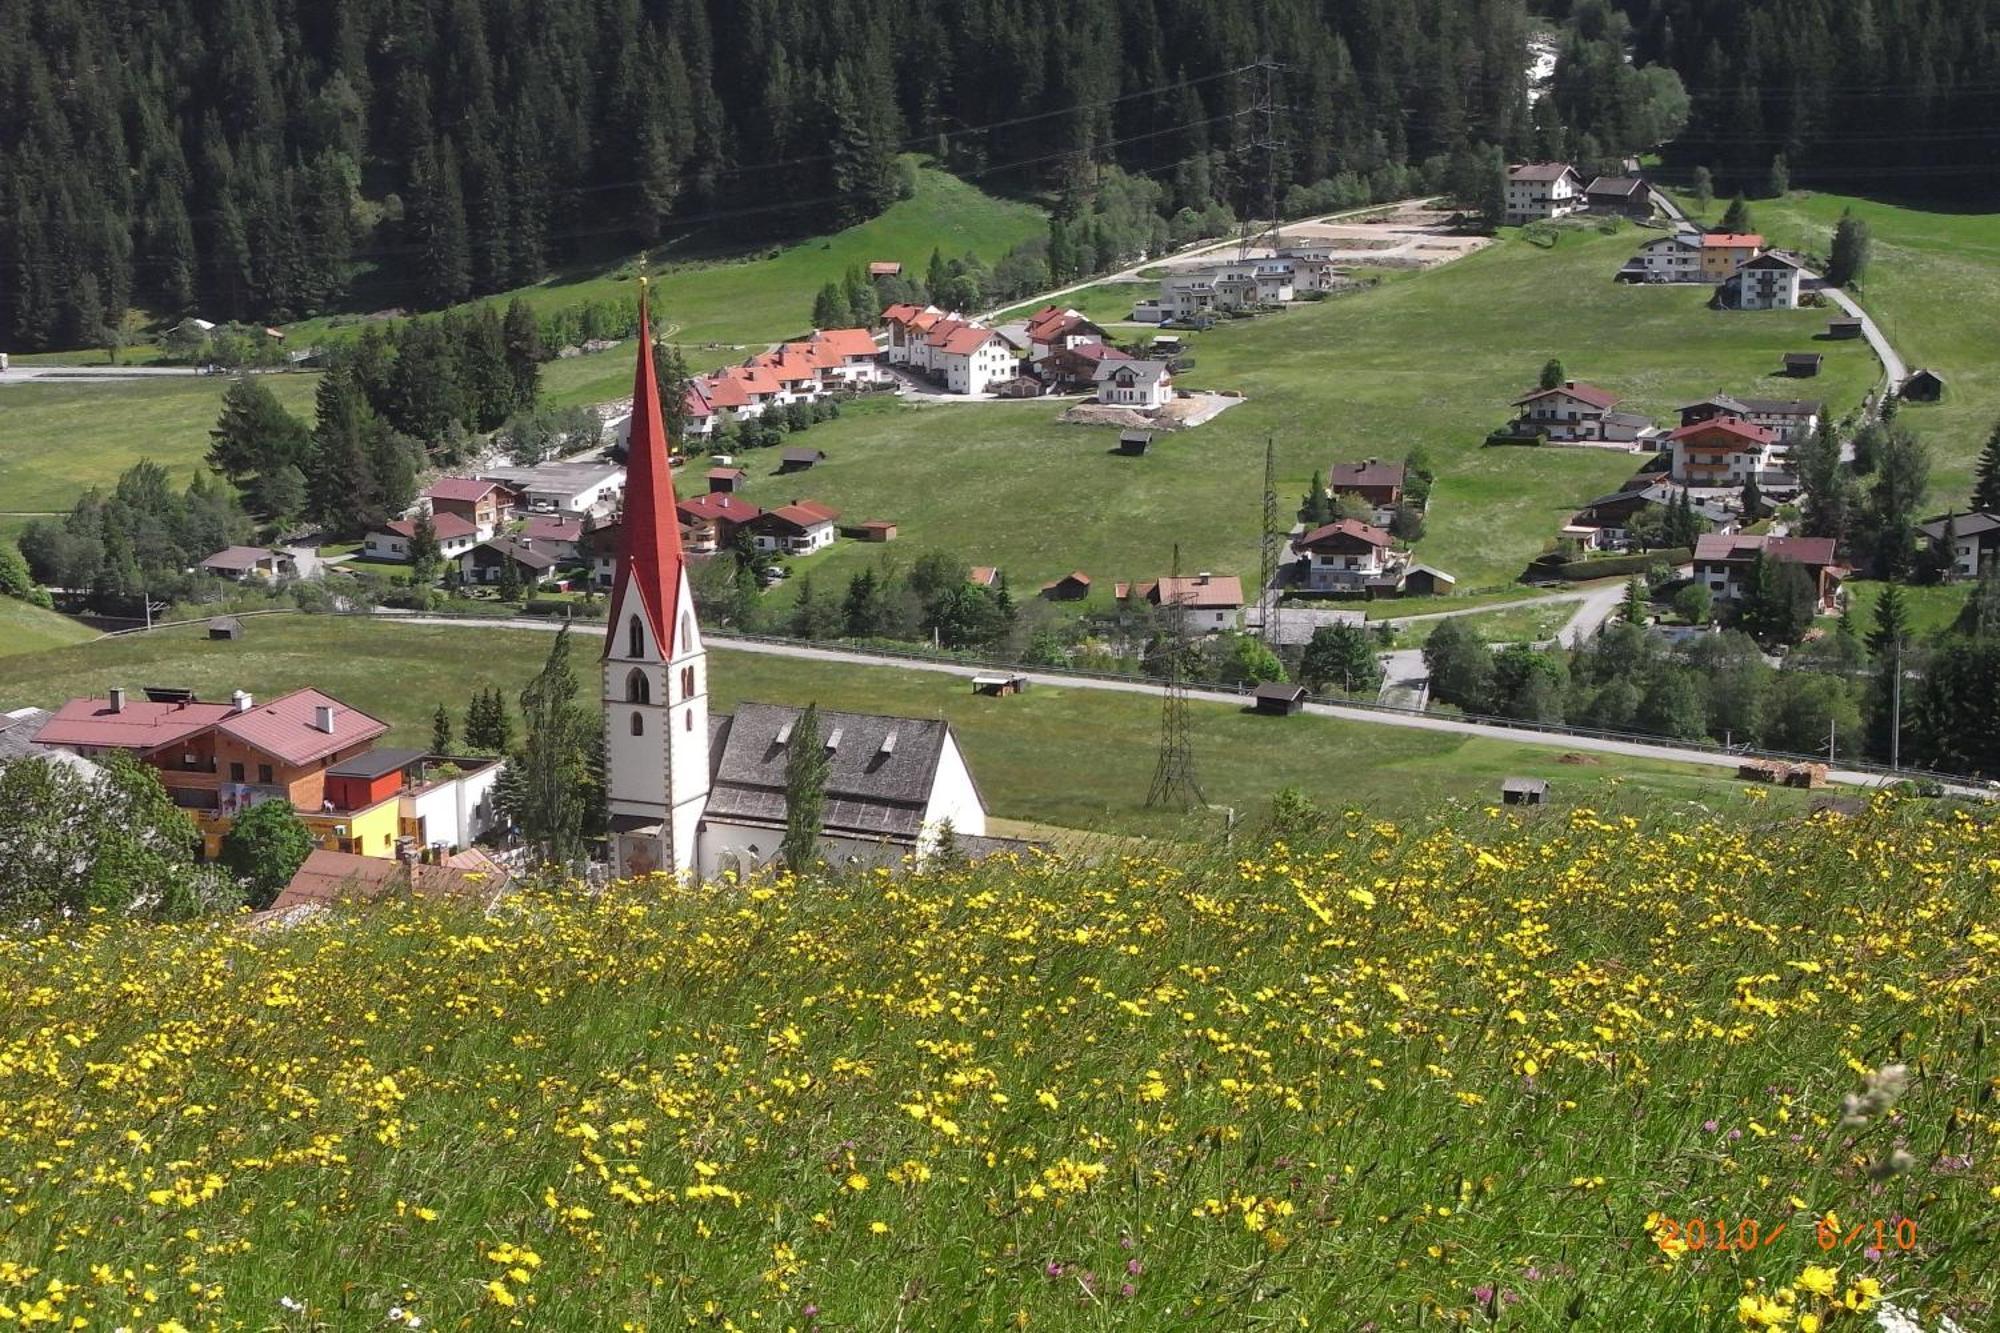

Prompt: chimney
xmin=314 ymin=703 xmax=338 ymax=733
xmin=1564 ymin=380 xmax=1578 ymax=390
xmin=232 ymin=690 xmax=253 ymax=713
xmin=108 ymin=687 xmax=126 ymax=714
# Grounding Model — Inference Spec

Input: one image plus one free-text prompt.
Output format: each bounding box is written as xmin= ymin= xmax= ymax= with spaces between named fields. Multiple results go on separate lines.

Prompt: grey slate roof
xmin=703 ymin=703 xmax=978 ymax=843
xmin=1918 ymin=511 xmax=2000 ymax=541
xmin=325 ymin=747 xmax=427 ymax=779
xmin=0 ymin=707 xmax=104 ymax=779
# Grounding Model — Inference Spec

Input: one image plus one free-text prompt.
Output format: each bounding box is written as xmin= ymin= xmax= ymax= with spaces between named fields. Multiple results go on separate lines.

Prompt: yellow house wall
xmin=302 ymin=795 xmax=402 ymax=858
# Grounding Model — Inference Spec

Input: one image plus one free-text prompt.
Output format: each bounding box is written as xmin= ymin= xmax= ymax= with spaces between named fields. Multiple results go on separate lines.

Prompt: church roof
xmin=602 ymin=283 xmax=685 ymax=658
xmin=703 ymin=703 xmax=981 ymax=842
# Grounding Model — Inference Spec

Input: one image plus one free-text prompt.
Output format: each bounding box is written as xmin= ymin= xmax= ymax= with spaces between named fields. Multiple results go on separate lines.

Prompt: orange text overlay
xmin=1652 ymin=1218 xmax=1917 ymax=1253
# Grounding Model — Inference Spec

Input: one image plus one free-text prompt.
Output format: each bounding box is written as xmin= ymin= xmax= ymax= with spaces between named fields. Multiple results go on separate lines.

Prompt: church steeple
xmin=603 ymin=279 xmax=685 ymax=661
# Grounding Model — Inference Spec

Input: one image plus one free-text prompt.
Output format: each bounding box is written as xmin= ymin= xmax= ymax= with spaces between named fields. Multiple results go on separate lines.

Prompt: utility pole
xmin=1147 ymin=543 xmax=1206 ymax=811
xmin=1258 ymin=435 xmax=1281 ymax=646
xmin=1890 ymin=635 xmax=1903 ymax=771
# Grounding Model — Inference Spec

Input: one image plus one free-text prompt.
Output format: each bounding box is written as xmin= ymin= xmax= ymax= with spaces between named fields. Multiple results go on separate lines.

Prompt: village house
xmin=364 ymin=513 xmax=478 ymax=563
xmin=1570 ymin=480 xmax=1734 ymax=549
xmin=1666 ymin=417 xmax=1780 ymax=486
xmin=423 ymin=477 xmax=515 ymax=536
xmin=319 ymin=748 xmax=506 ymax=860
xmin=268 ymin=847 xmax=509 ymax=917
xmin=752 ymin=501 xmax=839 ymax=556
xmin=1626 ymin=232 xmax=1703 ymax=282
xmin=478 ymin=461 xmax=625 ymax=517
xmin=518 ymin=513 xmax=585 ymax=563
xmin=1035 ymin=339 xmax=1130 ymax=392
xmin=1022 ymin=306 xmax=1107 ymax=360
xmin=1039 ymin=571 xmax=1092 ymax=601
xmin=458 ymin=536 xmax=559 ymax=588
xmin=1294 ymin=519 xmax=1401 ymax=590
xmin=1584 ymin=175 xmax=1653 ymax=218
xmin=198 ymin=545 xmax=294 ymax=581
xmin=1274 ymin=247 xmax=1343 ymax=291
xmin=1693 ymin=533 xmax=1843 ymax=610
xmin=1917 ymin=511 xmax=2000 ymax=580
xmin=778 ymin=446 xmax=825 ymax=473
xmin=1154 ymin=273 xmax=1217 ymax=321
xmin=1504 ymin=163 xmax=1584 ymax=224
xmin=1120 ymin=573 xmax=1244 ymax=632
xmin=1094 ymin=359 xmax=1174 ymax=410
xmin=584 ymin=520 xmax=621 ymax=589
xmin=926 ymin=322 xmax=1019 ymax=394
xmin=1679 ymin=394 xmax=1824 ymax=447
xmin=797 ymin=327 xmax=887 ymax=387
xmin=1699 ymin=233 xmax=1765 ymax=282
xmin=676 ymin=493 xmax=763 ymax=554
xmin=882 ymin=303 xmax=947 ymax=365
xmin=1325 ymin=459 xmax=1407 ymax=524
xmin=1728 ymin=251 xmax=1805 ymax=310
xmin=1510 ymin=380 xmax=1623 ymax=441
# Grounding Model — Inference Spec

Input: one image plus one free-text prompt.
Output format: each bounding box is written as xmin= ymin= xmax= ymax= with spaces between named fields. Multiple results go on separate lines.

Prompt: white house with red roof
xmin=1666 ymin=417 xmax=1779 ymax=486
xmin=423 ymin=476 xmax=515 ymax=536
xmin=882 ymin=303 xmax=947 ymax=364
xmin=601 ymin=286 xmax=1004 ymax=880
xmin=1694 ymin=533 xmax=1844 ymax=610
xmin=924 ymin=321 xmax=1020 ymax=394
xmin=1510 ymin=380 xmax=1623 ymax=442
xmin=363 ymin=512 xmax=479 ymax=563
xmin=1294 ymin=519 xmax=1402 ymax=590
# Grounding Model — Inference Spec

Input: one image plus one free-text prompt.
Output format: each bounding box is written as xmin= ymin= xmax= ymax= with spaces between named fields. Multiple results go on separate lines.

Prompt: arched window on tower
xmin=630 ymin=712 xmax=644 ymax=736
xmin=680 ymin=611 xmax=693 ymax=652
xmin=628 ymin=614 xmax=644 ymax=659
xmin=625 ymin=669 xmax=650 ymax=705
xmin=680 ymin=665 xmax=695 ymax=698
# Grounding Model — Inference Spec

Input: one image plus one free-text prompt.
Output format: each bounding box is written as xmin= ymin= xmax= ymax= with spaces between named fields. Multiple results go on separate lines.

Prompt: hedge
xmin=1523 ymin=547 xmax=1692 ymax=583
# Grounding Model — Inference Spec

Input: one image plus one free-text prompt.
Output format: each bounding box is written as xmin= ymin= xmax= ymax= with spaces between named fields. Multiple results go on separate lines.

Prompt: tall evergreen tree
xmin=511 ymin=625 xmax=590 ymax=868
xmin=780 ymin=701 xmax=828 ymax=873
xmin=1971 ymin=418 xmax=2000 ymax=514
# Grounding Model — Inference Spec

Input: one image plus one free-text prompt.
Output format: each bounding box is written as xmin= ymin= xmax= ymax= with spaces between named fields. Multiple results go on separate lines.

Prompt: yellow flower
xmin=869 ymin=1221 xmax=890 ymax=1235
xmin=845 ymin=1172 xmax=869 ymax=1192
xmin=486 ymin=1281 xmax=516 ymax=1307
xmin=1795 ymin=1266 xmax=1837 ymax=1299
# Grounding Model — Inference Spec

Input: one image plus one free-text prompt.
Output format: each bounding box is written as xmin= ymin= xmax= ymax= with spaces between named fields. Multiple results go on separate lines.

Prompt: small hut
xmin=1500 ymin=776 xmax=1550 ymax=805
xmin=1901 ymin=368 xmax=1946 ymax=402
xmin=778 ymin=447 xmax=827 ymax=473
xmin=1826 ymin=317 xmax=1863 ymax=340
xmin=207 ymin=616 xmax=244 ymax=641
xmin=1251 ymin=682 xmax=1307 ymax=716
xmin=1117 ymin=430 xmax=1153 ymax=456
xmin=972 ymin=674 xmax=1027 ymax=697
xmin=1782 ymin=352 xmax=1823 ymax=378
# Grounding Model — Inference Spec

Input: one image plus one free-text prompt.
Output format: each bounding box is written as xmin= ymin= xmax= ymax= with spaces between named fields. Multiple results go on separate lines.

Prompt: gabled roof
xmin=1666 ymin=417 xmax=1776 ymax=446
xmin=1639 ymin=232 xmax=1700 ymax=252
xmin=700 ymin=374 xmax=749 ymax=409
xmin=271 ymin=848 xmax=508 ymax=914
xmin=471 ymin=536 xmax=557 ymax=571
xmin=677 ymin=493 xmax=763 ymax=525
xmin=810 ymin=327 xmax=879 ymax=360
xmin=1735 ymin=397 xmax=1823 ymax=416
xmin=937 ymin=325 xmax=1008 ymax=357
xmin=1297 ymin=519 xmax=1392 ymax=550
xmin=0 ymin=706 xmax=102 ymax=778
xmin=199 ymin=545 xmax=279 ymax=572
xmin=1513 ymin=381 xmax=1620 ymax=410
xmin=762 ymin=502 xmax=838 ymax=532
xmin=704 ymin=702 xmax=976 ymax=842
xmin=780 ymin=446 xmax=826 ymax=464
xmin=1585 ymin=175 xmax=1646 ymax=197
xmin=969 ymin=565 xmax=999 ymax=587
xmin=602 ymin=284 xmax=686 ymax=661
xmin=1327 ymin=460 xmax=1406 ymax=491
xmin=1694 ymin=533 xmax=1837 ymax=566
xmin=385 ymin=513 xmax=478 ymax=542
xmin=1918 ymin=511 xmax=2000 ymax=541
xmin=1679 ymin=392 xmax=1751 ymax=415
xmin=1508 ymin=162 xmax=1579 ymax=183
xmin=1743 ymin=251 xmax=1803 ymax=270
xmin=425 ymin=476 xmax=507 ymax=503
xmin=1151 ymin=575 xmax=1244 ymax=609
xmin=1701 ymin=233 xmax=1764 ymax=248
xmin=707 ymin=467 xmax=747 ymax=482
xmin=218 ymin=688 xmax=390 ymax=766
xmin=35 ymin=696 xmax=236 ymax=752
xmin=520 ymin=514 xmax=583 ymax=543
xmin=1094 ymin=359 xmax=1169 ymax=386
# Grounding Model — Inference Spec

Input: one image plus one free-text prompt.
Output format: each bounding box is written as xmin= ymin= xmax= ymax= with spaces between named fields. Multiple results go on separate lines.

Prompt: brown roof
xmin=867 ymin=261 xmax=901 ymax=277
xmin=199 ymin=545 xmax=278 ymax=572
xmin=1513 ymin=381 xmax=1620 ymax=410
xmin=270 ymin=848 xmax=508 ymax=913
xmin=1041 ymin=571 xmax=1091 ymax=590
xmin=678 ymin=493 xmax=763 ymax=524
xmin=519 ymin=515 xmax=583 ymax=543
xmin=35 ymin=696 xmax=236 ymax=752
xmin=425 ymin=477 xmax=507 ymax=503
xmin=969 ymin=565 xmax=999 ymax=587
xmin=811 ymin=327 xmax=879 ymax=359
xmin=386 ymin=513 xmax=478 ymax=542
xmin=707 ymin=467 xmax=747 ymax=481
xmin=1585 ymin=176 xmax=1647 ymax=197
xmin=1151 ymin=574 xmax=1244 ymax=609
xmin=1326 ymin=460 xmax=1406 ymax=491
xmin=217 ymin=688 xmax=390 ymax=766
xmin=1509 ymin=162 xmax=1578 ymax=183
xmin=764 ymin=502 xmax=839 ymax=530
xmin=1694 ymin=533 xmax=1838 ymax=566
xmin=1297 ymin=519 xmax=1392 ymax=550
xmin=1667 ymin=417 xmax=1775 ymax=448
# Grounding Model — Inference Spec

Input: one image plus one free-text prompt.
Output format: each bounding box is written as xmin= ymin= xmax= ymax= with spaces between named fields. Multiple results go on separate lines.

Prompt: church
xmin=603 ymin=286 xmax=1006 ymax=881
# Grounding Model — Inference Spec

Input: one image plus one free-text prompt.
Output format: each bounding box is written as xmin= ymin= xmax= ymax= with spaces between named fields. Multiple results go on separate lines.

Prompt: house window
xmin=258 ymin=764 xmax=273 ymax=784
xmin=631 ymin=712 xmax=645 ymax=736
xmin=626 ymin=669 xmax=650 ymax=705
xmin=229 ymin=762 xmax=245 ymax=782
xmin=680 ymin=665 xmax=695 ymax=698
xmin=628 ymin=614 xmax=644 ymax=658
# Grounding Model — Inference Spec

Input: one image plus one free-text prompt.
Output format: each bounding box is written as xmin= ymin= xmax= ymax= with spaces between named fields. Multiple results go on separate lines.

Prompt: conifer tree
xmin=1971 ymin=418 xmax=2000 ymax=514
xmin=1718 ymin=194 xmax=1753 ymax=233
xmin=511 ymin=625 xmax=590 ymax=868
xmin=780 ymin=702 xmax=828 ymax=873
xmin=431 ymin=703 xmax=454 ymax=754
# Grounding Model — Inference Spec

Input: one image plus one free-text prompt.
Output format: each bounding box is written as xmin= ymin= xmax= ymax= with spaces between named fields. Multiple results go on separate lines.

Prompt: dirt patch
xmin=1057 ymin=392 xmax=1244 ymax=432
xmin=1556 ymin=752 xmax=1605 ymax=766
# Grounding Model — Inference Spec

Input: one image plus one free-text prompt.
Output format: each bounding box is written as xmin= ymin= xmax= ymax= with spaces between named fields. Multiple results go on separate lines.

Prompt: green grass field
xmin=1684 ymin=190 xmax=2000 ymax=498
xmin=0 ymin=615 xmax=1791 ymax=837
xmin=283 ymin=165 xmax=1046 ymax=355
xmin=726 ymin=220 xmax=1875 ymax=602
xmin=1841 ymin=578 xmax=1973 ymax=638
xmin=0 ymin=372 xmax=321 ymax=518
xmin=0 ymin=597 xmax=95 ymax=657
xmin=3 ymin=800 xmax=1990 ymax=1328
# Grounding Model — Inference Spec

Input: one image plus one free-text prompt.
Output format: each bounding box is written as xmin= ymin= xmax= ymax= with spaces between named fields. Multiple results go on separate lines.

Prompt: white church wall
xmin=918 ymin=731 xmax=988 ymax=855
xmin=698 ymin=821 xmax=920 ymax=882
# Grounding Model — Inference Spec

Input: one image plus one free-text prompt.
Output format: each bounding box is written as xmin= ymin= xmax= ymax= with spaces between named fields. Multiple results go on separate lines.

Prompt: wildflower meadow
xmin=0 ymin=801 xmax=1993 ymax=1330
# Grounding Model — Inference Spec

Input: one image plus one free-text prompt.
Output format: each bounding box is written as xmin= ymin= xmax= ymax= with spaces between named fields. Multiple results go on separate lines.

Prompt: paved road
xmin=1559 ymin=577 xmax=1639 ymax=647
xmin=0 ymin=364 xmax=201 ymax=386
xmin=377 ymin=612 xmax=1920 ymax=792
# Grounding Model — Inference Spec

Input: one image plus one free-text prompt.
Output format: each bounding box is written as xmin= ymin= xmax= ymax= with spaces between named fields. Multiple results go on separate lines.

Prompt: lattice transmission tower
xmin=1147 ymin=544 xmax=1206 ymax=810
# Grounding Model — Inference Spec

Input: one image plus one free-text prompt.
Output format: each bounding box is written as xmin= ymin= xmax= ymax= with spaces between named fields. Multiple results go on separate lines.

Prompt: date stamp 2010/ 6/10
xmin=1652 ymin=1217 xmax=1918 ymax=1254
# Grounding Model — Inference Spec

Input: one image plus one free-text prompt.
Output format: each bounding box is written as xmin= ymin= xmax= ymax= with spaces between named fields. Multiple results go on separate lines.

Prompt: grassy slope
xmin=1 ymin=809 xmax=1990 ymax=1328
xmin=1688 ymin=191 xmax=2000 ymax=496
xmin=733 ymin=221 xmax=1875 ymax=603
xmin=0 ymin=373 xmax=322 ymax=518
xmin=0 ymin=597 xmax=96 ymax=657
xmin=285 ymin=166 xmax=1046 ymax=354
xmin=1841 ymin=578 xmax=1972 ymax=638
xmin=0 ymin=616 xmax=1789 ymax=837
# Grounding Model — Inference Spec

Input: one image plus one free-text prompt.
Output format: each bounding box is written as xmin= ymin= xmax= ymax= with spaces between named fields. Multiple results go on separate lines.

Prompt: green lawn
xmin=723 ymin=221 xmax=1874 ymax=602
xmin=283 ymin=165 xmax=1045 ymax=355
xmin=1684 ymin=190 xmax=2000 ymax=499
xmin=0 ymin=616 xmax=1787 ymax=836
xmin=1841 ymin=578 xmax=1973 ymax=638
xmin=1392 ymin=600 xmax=1573 ymax=647
xmin=0 ymin=597 xmax=96 ymax=658
xmin=0 ymin=372 xmax=322 ymax=517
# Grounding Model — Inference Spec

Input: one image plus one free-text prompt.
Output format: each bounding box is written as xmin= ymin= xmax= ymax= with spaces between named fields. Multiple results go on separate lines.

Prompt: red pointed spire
xmin=604 ymin=280 xmax=685 ymax=658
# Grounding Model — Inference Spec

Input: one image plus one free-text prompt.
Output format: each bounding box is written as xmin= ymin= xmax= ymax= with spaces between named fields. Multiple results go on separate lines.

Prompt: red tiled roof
xmin=271 ymin=848 xmax=506 ymax=913
xmin=969 ymin=566 xmax=999 ymax=587
xmin=1701 ymin=233 xmax=1764 ymax=249
xmin=1694 ymin=533 xmax=1837 ymax=566
xmin=811 ymin=327 xmax=880 ymax=360
xmin=882 ymin=302 xmax=923 ymax=323
xmin=387 ymin=513 xmax=478 ymax=541
xmin=1040 ymin=571 xmax=1091 ymax=590
xmin=1667 ymin=417 xmax=1775 ymax=447
xmin=937 ymin=325 xmax=1006 ymax=356
xmin=34 ymin=697 xmax=236 ymax=752
xmin=700 ymin=375 xmax=749 ymax=409
xmin=717 ymin=363 xmax=782 ymax=396
xmin=1297 ymin=519 xmax=1392 ymax=550
xmin=678 ymin=494 xmax=763 ymax=524
xmin=764 ymin=502 xmax=839 ymax=530
xmin=1154 ymin=574 xmax=1244 ymax=608
xmin=1512 ymin=381 xmax=1620 ymax=410
xmin=790 ymin=499 xmax=840 ymax=522
xmin=217 ymin=688 xmax=389 ymax=766
xmin=683 ymin=383 xmax=715 ymax=417
xmin=425 ymin=476 xmax=505 ymax=503
xmin=1327 ymin=460 xmax=1406 ymax=491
